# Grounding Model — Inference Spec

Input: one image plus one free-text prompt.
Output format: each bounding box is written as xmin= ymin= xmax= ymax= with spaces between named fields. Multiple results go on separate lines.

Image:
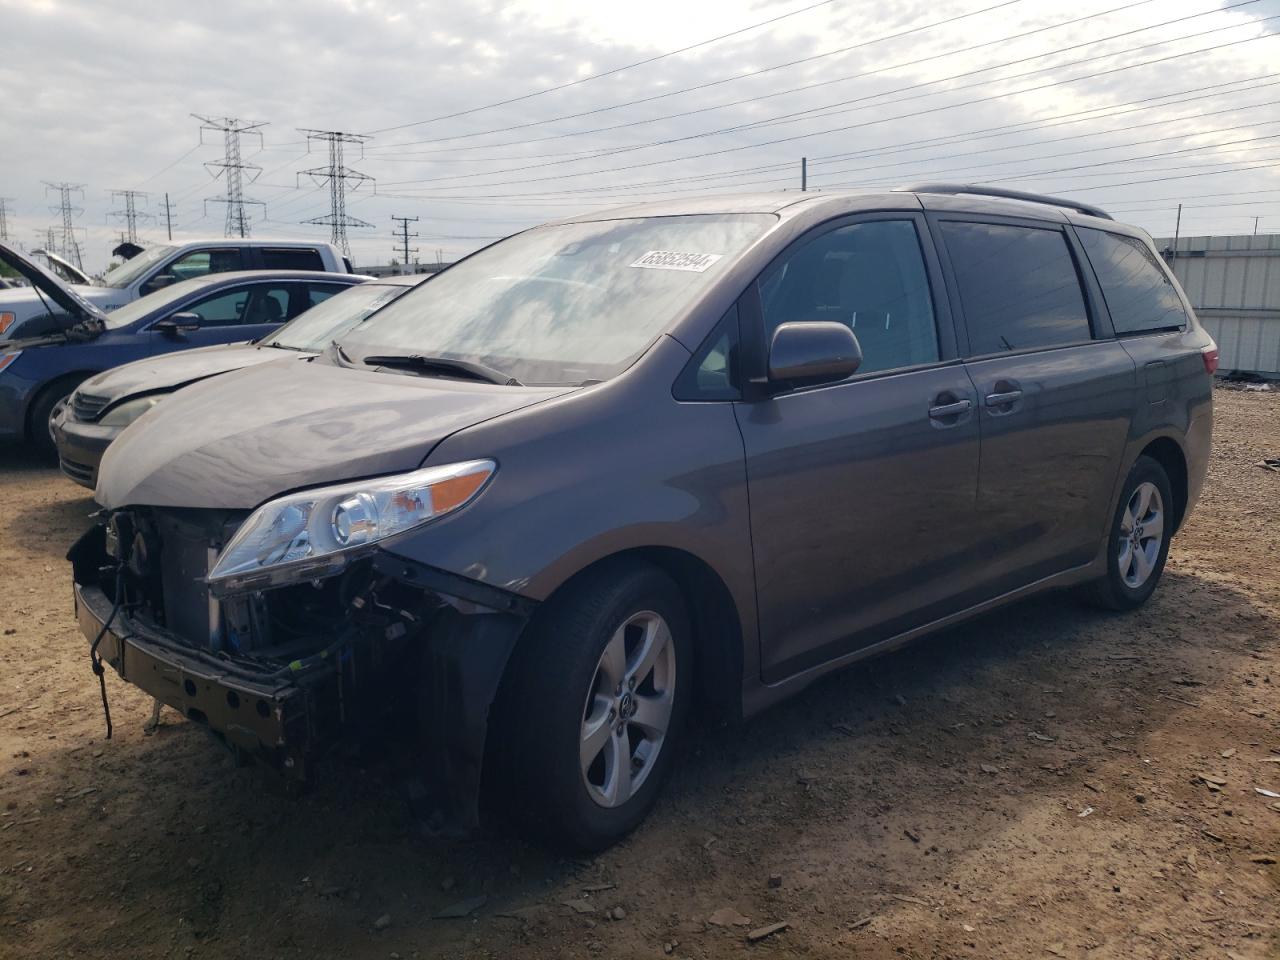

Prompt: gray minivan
xmin=71 ymin=185 xmax=1214 ymax=850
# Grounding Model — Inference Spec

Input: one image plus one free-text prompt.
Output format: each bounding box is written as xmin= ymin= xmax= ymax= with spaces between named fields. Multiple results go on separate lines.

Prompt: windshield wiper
xmin=360 ymin=353 xmax=522 ymax=386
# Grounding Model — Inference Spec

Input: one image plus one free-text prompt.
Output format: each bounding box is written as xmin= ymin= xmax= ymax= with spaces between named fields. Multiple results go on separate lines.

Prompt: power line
xmin=391 ymin=215 xmax=419 ymax=266
xmin=43 ymin=182 xmax=85 ymax=269
xmin=137 ymin=143 xmax=204 ymax=186
xmin=194 ymin=114 xmax=267 ymax=238
xmin=297 ymin=130 xmax=375 ymax=256
xmin=371 ymin=0 xmax=1164 ymax=161
xmin=458 ymin=76 xmax=1280 ymax=202
xmin=386 ymin=8 xmax=1273 ymax=188
xmin=383 ymin=26 xmax=1280 ymax=196
xmin=109 ymin=189 xmax=152 ymax=244
xmin=807 ymin=109 xmax=1280 ymax=187
xmin=367 ymin=0 xmax=850 ymax=135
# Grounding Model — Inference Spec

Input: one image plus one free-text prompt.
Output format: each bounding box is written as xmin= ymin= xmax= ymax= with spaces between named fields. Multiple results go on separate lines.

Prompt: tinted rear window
xmin=261 ymin=248 xmax=324 ymax=270
xmin=1077 ymin=228 xmax=1188 ymax=334
xmin=940 ymin=221 xmax=1091 ymax=355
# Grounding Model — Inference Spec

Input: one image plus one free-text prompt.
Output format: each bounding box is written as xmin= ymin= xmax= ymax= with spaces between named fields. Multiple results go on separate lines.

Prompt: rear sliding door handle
xmin=984 ymin=389 xmax=1023 ymax=407
xmin=928 ymin=398 xmax=972 ymax=419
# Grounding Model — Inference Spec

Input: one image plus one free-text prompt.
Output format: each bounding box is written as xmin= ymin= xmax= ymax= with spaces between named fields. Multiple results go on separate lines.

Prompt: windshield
xmin=100 ymin=275 xmax=211 ymax=329
xmin=264 ymin=282 xmax=412 ymax=350
xmin=99 ymin=244 xmax=174 ymax=290
xmin=336 ymin=213 xmax=775 ymax=385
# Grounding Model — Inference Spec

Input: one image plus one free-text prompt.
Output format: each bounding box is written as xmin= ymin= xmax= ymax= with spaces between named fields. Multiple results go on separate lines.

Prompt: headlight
xmin=0 ymin=350 xmax=21 ymax=373
xmin=0 ymin=313 xmax=15 ymax=336
xmin=99 ymin=394 xmax=165 ymax=427
xmin=207 ymin=459 xmax=495 ymax=594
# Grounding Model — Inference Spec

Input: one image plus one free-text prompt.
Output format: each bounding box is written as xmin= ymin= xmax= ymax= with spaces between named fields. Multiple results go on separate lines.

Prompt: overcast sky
xmin=2 ymin=0 xmax=1279 ymax=273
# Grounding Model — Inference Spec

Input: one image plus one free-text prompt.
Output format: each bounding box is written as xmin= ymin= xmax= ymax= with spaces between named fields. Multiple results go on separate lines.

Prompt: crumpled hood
xmin=79 ymin=341 xmax=281 ymax=406
xmin=95 ymin=358 xmax=573 ymax=510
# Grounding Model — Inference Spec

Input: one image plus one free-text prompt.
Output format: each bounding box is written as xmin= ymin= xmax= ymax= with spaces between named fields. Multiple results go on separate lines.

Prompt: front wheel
xmin=495 ymin=562 xmax=691 ymax=851
xmin=29 ymin=376 xmax=84 ymax=461
xmin=1082 ymin=455 xmax=1174 ymax=610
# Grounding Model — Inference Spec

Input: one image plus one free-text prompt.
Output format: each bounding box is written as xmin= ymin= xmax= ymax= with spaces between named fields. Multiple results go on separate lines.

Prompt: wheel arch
xmin=24 ymin=369 xmax=97 ymax=442
xmin=1138 ymin=435 xmax=1188 ymax=535
xmin=517 ymin=546 xmax=746 ymax=723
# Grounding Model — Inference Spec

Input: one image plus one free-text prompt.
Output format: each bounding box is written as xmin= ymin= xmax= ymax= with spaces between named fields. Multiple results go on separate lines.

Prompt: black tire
xmin=1082 ymin=455 xmax=1174 ymax=611
xmin=494 ymin=560 xmax=692 ymax=851
xmin=28 ymin=375 xmax=84 ymax=461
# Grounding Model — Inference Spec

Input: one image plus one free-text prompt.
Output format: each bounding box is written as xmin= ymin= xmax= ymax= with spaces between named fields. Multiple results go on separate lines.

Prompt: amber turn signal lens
xmin=429 ymin=470 xmax=491 ymax=513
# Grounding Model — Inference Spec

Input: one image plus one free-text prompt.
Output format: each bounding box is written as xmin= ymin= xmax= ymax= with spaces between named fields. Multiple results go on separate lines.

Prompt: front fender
xmin=380 ymin=336 xmax=759 ymax=683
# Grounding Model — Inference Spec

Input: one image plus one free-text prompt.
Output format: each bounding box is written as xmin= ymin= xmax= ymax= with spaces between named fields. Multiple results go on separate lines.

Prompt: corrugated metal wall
xmin=1153 ymin=234 xmax=1280 ymax=375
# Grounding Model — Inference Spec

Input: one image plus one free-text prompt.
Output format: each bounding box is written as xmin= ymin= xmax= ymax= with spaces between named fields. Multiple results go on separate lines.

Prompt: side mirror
xmin=154 ymin=312 xmax=201 ymax=336
xmin=767 ymin=321 xmax=862 ymax=387
xmin=143 ymin=274 xmax=178 ymax=294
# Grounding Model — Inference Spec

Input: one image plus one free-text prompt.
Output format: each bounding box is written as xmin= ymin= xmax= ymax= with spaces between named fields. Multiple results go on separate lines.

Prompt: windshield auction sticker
xmin=630 ymin=250 xmax=724 ymax=272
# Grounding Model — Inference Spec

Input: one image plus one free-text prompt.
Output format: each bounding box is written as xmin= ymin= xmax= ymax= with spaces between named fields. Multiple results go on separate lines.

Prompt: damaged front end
xmin=69 ymin=505 xmax=533 ymax=828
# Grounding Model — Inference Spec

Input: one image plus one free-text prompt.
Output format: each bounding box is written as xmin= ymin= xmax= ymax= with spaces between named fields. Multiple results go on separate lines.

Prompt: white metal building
xmin=1154 ymin=234 xmax=1280 ymax=376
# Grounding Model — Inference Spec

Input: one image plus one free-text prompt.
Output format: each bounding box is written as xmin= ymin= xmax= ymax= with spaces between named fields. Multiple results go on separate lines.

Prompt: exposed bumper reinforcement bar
xmin=74 ymin=582 xmax=316 ymax=777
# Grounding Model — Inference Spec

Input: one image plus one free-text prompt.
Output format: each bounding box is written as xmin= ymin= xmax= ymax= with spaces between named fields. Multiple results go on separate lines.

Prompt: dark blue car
xmin=0 ymin=241 xmax=366 ymax=456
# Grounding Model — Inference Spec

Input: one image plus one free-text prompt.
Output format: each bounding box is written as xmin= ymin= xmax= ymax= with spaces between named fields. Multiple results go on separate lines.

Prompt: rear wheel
xmin=1082 ymin=455 xmax=1173 ymax=610
xmin=495 ymin=561 xmax=691 ymax=851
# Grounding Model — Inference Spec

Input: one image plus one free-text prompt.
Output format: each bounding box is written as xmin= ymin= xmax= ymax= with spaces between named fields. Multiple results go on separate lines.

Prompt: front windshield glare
xmin=100 ymin=244 xmax=174 ymax=290
xmin=266 ymin=283 xmax=410 ymax=350
xmin=337 ymin=214 xmax=775 ymax=385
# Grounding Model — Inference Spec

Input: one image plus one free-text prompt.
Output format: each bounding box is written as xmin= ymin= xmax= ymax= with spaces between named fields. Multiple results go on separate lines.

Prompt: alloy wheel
xmin=1118 ymin=480 xmax=1164 ymax=589
xmin=579 ymin=610 xmax=676 ymax=808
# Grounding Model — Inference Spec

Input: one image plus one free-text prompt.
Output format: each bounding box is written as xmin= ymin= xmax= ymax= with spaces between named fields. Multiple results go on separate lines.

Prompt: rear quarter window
xmin=1077 ymin=228 xmax=1189 ymax=334
xmin=261 ymin=248 xmax=325 ymax=270
xmin=939 ymin=221 xmax=1092 ymax=355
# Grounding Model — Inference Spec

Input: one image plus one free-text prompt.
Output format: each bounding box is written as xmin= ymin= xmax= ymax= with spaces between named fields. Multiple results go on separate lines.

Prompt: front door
xmin=150 ymin=282 xmax=296 ymax=352
xmin=934 ymin=217 xmax=1136 ymax=595
xmin=733 ymin=215 xmax=984 ymax=683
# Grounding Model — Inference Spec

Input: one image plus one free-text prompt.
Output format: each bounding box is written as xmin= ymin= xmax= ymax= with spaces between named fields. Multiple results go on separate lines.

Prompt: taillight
xmin=1201 ymin=345 xmax=1219 ymax=375
xmin=0 ymin=312 xmax=14 ymax=335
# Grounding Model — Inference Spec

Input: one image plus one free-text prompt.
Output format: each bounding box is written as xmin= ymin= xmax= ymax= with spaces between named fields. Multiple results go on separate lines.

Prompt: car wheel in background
xmin=1082 ymin=455 xmax=1174 ymax=611
xmin=29 ymin=375 xmax=85 ymax=462
xmin=494 ymin=560 xmax=692 ymax=851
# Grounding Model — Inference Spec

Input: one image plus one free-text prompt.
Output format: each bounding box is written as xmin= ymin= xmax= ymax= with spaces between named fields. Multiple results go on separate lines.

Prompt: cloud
xmin=1 ymin=0 xmax=1278 ymax=273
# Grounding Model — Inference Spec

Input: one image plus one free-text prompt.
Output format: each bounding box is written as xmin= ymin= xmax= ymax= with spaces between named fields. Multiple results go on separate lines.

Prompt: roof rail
xmin=895 ymin=183 xmax=1113 ymax=221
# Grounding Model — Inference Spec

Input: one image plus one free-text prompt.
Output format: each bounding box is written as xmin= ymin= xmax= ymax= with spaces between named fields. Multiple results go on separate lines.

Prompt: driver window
xmin=166 ymin=248 xmax=245 ymax=283
xmin=759 ymin=220 xmax=939 ymax=375
xmin=181 ymin=289 xmax=249 ymax=327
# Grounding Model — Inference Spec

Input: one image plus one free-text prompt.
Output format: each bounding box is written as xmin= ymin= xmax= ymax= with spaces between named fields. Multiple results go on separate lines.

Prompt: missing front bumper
xmin=75 ymin=581 xmax=316 ymax=777
xmin=71 ymin=529 xmax=536 ymax=828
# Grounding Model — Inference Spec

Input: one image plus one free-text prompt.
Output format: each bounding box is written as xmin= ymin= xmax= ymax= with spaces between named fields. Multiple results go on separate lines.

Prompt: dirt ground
xmin=1 ymin=386 xmax=1277 ymax=960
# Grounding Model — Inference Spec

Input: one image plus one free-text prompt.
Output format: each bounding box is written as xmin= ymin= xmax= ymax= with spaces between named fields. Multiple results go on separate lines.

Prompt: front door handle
xmin=985 ymin=389 xmax=1023 ymax=407
xmin=928 ymin=398 xmax=973 ymax=419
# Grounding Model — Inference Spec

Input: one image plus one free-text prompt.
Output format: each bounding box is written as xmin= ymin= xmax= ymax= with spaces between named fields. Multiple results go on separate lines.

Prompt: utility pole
xmin=0 ymin=198 xmax=12 ymax=243
xmin=1254 ymin=216 xmax=1261 ymax=236
xmin=801 ymin=157 xmax=808 ymax=192
xmin=161 ymin=192 xmax=177 ymax=241
xmin=109 ymin=189 xmax=151 ymax=244
xmin=44 ymin=182 xmax=85 ymax=269
xmin=391 ymin=215 xmax=419 ymax=271
xmin=1171 ymin=203 xmax=1182 ymax=264
xmin=297 ymin=129 xmax=375 ymax=257
xmin=193 ymin=115 xmax=267 ymax=238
